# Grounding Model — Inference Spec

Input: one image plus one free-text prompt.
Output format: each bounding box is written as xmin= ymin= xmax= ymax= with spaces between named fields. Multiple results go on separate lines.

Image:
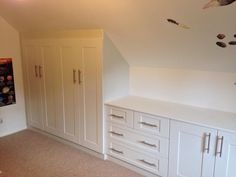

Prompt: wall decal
xmin=203 ymin=0 xmax=236 ymax=9
xmin=216 ymin=41 xmax=227 ymax=48
xmin=167 ymin=19 xmax=190 ymax=29
xmin=217 ymin=34 xmax=226 ymax=39
xmin=229 ymin=41 xmax=236 ymax=45
xmin=0 ymin=58 xmax=16 ymax=107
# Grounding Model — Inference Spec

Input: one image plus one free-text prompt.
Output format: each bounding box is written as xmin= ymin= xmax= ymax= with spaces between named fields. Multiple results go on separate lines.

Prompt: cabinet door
xmin=214 ymin=131 xmax=236 ymax=177
xmin=60 ymin=45 xmax=81 ymax=143
xmin=42 ymin=45 xmax=64 ymax=137
xmin=23 ymin=46 xmax=45 ymax=130
xmin=79 ymin=40 xmax=103 ymax=153
xmin=169 ymin=121 xmax=217 ymax=177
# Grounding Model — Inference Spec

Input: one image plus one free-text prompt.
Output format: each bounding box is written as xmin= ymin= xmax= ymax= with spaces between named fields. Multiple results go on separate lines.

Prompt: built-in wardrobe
xmin=21 ymin=30 xmax=129 ymax=153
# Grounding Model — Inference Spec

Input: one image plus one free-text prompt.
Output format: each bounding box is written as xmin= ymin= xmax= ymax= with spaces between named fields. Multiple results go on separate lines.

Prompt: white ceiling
xmin=0 ymin=0 xmax=235 ymax=72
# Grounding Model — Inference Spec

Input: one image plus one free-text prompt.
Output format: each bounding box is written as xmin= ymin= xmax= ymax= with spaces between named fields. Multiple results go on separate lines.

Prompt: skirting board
xmin=29 ymin=127 xmax=105 ymax=160
xmin=106 ymin=155 xmax=161 ymax=177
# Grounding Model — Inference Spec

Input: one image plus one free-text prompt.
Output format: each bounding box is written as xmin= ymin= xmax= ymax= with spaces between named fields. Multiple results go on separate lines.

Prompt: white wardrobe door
xmin=80 ymin=40 xmax=103 ymax=152
xmin=24 ymin=46 xmax=44 ymax=130
xmin=60 ymin=45 xmax=80 ymax=143
xmin=42 ymin=45 xmax=64 ymax=136
xmin=214 ymin=131 xmax=236 ymax=177
xmin=169 ymin=121 xmax=217 ymax=177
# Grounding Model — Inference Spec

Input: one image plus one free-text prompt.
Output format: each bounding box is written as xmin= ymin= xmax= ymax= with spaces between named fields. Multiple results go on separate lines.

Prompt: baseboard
xmin=28 ymin=127 xmax=105 ymax=160
xmin=107 ymin=155 xmax=161 ymax=177
xmin=0 ymin=126 xmax=27 ymax=138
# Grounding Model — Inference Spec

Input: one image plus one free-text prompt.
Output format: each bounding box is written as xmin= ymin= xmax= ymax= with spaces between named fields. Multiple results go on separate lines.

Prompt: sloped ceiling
xmin=0 ymin=0 xmax=235 ymax=72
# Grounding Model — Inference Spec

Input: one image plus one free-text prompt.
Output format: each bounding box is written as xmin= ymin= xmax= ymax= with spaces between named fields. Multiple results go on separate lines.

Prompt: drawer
xmin=107 ymin=123 xmax=169 ymax=158
xmin=107 ymin=140 xmax=168 ymax=177
xmin=134 ymin=112 xmax=169 ymax=138
xmin=106 ymin=106 xmax=134 ymax=128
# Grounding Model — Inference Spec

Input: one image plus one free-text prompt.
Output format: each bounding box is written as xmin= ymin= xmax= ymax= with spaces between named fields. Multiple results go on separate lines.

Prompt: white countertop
xmin=106 ymin=96 xmax=236 ymax=133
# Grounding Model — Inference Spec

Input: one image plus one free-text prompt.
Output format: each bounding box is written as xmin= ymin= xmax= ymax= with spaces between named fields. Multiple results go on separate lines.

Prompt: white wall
xmin=130 ymin=67 xmax=236 ymax=113
xmin=0 ymin=16 xmax=26 ymax=137
xmin=103 ymin=34 xmax=129 ymax=102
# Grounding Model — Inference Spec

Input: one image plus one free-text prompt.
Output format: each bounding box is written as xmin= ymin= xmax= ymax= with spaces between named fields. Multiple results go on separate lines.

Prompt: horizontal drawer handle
xmin=139 ymin=159 xmax=156 ymax=167
xmin=139 ymin=121 xmax=158 ymax=128
xmin=139 ymin=141 xmax=157 ymax=148
xmin=110 ymin=148 xmax=124 ymax=154
xmin=110 ymin=114 xmax=124 ymax=119
xmin=109 ymin=131 xmax=124 ymax=137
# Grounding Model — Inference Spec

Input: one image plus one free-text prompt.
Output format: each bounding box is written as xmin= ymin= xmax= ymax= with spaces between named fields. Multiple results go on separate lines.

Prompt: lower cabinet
xmin=106 ymin=106 xmax=236 ymax=177
xmin=169 ymin=121 xmax=217 ymax=177
xmin=106 ymin=106 xmax=169 ymax=177
xmin=169 ymin=120 xmax=236 ymax=177
xmin=214 ymin=131 xmax=236 ymax=177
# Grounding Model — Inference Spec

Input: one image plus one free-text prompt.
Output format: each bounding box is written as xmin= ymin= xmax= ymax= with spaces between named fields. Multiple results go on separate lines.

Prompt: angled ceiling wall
xmin=0 ymin=0 xmax=235 ymax=72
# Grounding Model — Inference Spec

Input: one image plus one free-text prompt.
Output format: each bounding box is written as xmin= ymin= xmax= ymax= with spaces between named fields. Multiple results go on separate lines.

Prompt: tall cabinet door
xmin=214 ymin=131 xmax=236 ymax=177
xmin=60 ymin=44 xmax=81 ymax=143
xmin=23 ymin=46 xmax=45 ymax=130
xmin=169 ymin=121 xmax=217 ymax=177
xmin=42 ymin=45 xmax=64 ymax=137
xmin=79 ymin=39 xmax=103 ymax=153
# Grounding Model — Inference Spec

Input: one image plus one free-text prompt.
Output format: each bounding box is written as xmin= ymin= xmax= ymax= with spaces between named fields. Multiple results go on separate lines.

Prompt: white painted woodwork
xmin=108 ymin=140 xmax=168 ymax=177
xmin=214 ymin=131 xmax=236 ymax=177
xmin=169 ymin=121 xmax=217 ymax=177
xmin=42 ymin=45 xmax=64 ymax=137
xmin=106 ymin=106 xmax=134 ymax=128
xmin=106 ymin=96 xmax=236 ymax=133
xmin=79 ymin=40 xmax=103 ymax=152
xmin=107 ymin=123 xmax=169 ymax=158
xmin=134 ymin=112 xmax=169 ymax=138
xmin=106 ymin=105 xmax=169 ymax=176
xmin=60 ymin=44 xmax=81 ymax=143
xmin=23 ymin=46 xmax=44 ymax=130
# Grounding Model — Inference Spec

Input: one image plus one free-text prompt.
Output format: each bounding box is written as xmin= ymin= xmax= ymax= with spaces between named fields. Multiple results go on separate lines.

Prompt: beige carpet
xmin=0 ymin=130 xmax=144 ymax=177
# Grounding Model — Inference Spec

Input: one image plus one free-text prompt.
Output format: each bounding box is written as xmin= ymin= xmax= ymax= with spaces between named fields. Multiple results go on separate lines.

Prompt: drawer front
xmin=134 ymin=112 xmax=169 ymax=138
xmin=107 ymin=140 xmax=168 ymax=177
xmin=107 ymin=123 xmax=169 ymax=158
xmin=106 ymin=106 xmax=134 ymax=128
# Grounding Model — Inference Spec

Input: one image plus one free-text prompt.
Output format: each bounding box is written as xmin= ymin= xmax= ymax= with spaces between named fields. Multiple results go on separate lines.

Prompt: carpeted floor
xmin=0 ymin=130 xmax=144 ymax=177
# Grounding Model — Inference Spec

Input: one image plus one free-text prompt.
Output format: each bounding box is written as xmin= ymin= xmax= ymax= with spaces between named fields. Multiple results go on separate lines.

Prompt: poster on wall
xmin=0 ymin=58 xmax=16 ymax=107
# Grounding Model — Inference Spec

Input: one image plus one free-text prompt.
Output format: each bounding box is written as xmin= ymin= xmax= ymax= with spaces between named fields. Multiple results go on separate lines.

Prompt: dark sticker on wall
xmin=216 ymin=41 xmax=227 ymax=48
xmin=203 ymin=0 xmax=236 ymax=9
xmin=167 ymin=19 xmax=190 ymax=29
xmin=229 ymin=41 xmax=236 ymax=45
xmin=0 ymin=58 xmax=16 ymax=107
xmin=217 ymin=34 xmax=226 ymax=40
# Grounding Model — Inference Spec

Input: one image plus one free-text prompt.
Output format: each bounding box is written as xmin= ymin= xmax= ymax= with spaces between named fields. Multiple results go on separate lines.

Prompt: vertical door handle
xmin=78 ymin=70 xmax=82 ymax=84
xmin=204 ymin=133 xmax=211 ymax=154
xmin=216 ymin=136 xmax=224 ymax=157
xmin=73 ymin=69 xmax=76 ymax=84
xmin=35 ymin=65 xmax=38 ymax=78
xmin=39 ymin=65 xmax=42 ymax=78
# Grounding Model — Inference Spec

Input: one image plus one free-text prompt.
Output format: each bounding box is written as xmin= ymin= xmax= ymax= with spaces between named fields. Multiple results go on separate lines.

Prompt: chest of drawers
xmin=106 ymin=106 xmax=170 ymax=177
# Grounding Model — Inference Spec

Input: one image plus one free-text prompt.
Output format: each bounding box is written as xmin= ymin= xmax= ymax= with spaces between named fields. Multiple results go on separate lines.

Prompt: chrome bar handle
xmin=216 ymin=136 xmax=224 ymax=157
xmin=109 ymin=131 xmax=124 ymax=137
xmin=110 ymin=114 xmax=124 ymax=119
xmin=139 ymin=121 xmax=158 ymax=128
xmin=73 ymin=69 xmax=76 ymax=84
xmin=35 ymin=65 xmax=38 ymax=78
xmin=139 ymin=141 xmax=157 ymax=148
xmin=110 ymin=148 xmax=124 ymax=154
xmin=39 ymin=65 xmax=42 ymax=78
xmin=204 ymin=133 xmax=211 ymax=154
xmin=139 ymin=159 xmax=156 ymax=167
xmin=78 ymin=70 xmax=82 ymax=84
